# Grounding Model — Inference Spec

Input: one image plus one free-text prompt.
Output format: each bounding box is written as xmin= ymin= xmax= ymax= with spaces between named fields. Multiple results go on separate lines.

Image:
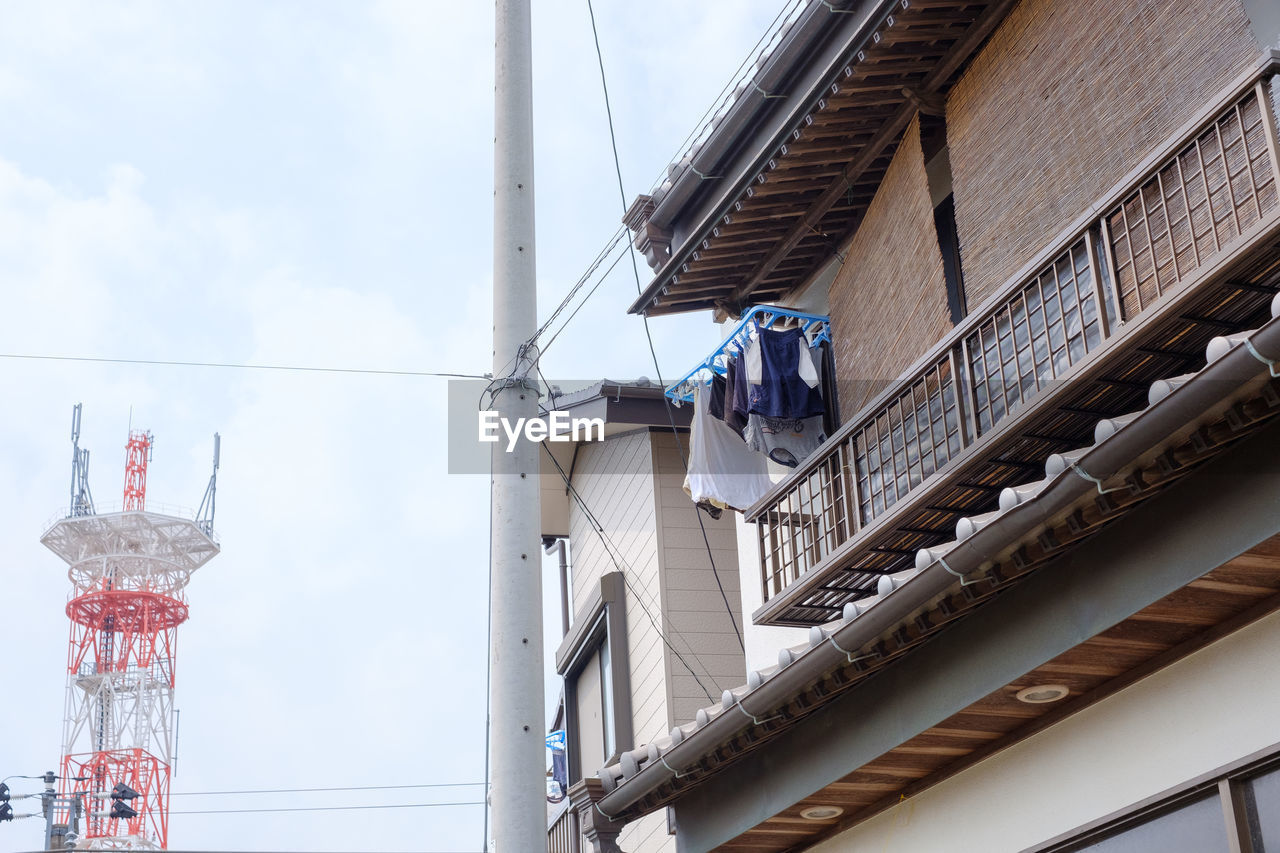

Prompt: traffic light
xmin=0 ymin=782 xmax=12 ymax=822
xmin=109 ymin=783 xmax=139 ymax=821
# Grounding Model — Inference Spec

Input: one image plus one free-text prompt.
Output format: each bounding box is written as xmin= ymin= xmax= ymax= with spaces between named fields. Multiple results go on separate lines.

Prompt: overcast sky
xmin=0 ymin=2 xmax=785 ymax=851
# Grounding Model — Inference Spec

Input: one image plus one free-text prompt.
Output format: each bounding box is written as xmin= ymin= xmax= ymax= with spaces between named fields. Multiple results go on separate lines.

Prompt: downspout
xmin=558 ymin=539 xmax=571 ymax=637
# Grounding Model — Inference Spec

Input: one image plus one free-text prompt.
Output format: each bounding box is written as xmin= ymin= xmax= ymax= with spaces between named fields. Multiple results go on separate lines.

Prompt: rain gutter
xmin=596 ymin=307 xmax=1280 ymax=819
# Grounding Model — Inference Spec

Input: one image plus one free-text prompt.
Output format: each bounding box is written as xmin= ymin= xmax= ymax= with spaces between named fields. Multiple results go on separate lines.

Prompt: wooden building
xmin=554 ymin=0 xmax=1280 ymax=850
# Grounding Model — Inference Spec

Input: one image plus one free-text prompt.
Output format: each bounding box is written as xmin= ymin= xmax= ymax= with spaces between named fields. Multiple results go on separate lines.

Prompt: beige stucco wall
xmin=568 ymin=429 xmax=748 ymax=853
xmin=811 ymin=608 xmax=1280 ymax=853
xmin=567 ymin=431 xmax=670 ymax=853
xmin=651 ymin=431 xmax=746 ymax=729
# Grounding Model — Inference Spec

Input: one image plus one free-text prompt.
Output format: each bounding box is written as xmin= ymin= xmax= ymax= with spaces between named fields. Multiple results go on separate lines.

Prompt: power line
xmin=170 ymin=782 xmax=485 ymax=796
xmin=530 ymin=226 xmax=630 ymax=348
xmin=537 ymin=245 xmax=629 ymax=360
xmin=482 ymin=478 xmax=495 ymax=853
xmin=640 ymin=0 xmax=806 ymax=197
xmin=584 ymin=0 xmax=744 ymax=651
xmin=538 ymin=437 xmax=719 ymax=705
xmin=169 ymin=801 xmax=484 ymax=815
xmin=0 ymin=352 xmax=489 ymax=379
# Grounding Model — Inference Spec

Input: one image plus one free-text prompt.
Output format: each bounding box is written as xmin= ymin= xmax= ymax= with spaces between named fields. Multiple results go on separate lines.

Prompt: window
xmin=1074 ymin=795 xmax=1228 ymax=853
xmin=554 ymin=572 xmax=632 ymax=784
xmin=965 ymin=238 xmax=1105 ymax=434
xmin=921 ymin=110 xmax=967 ymax=324
xmin=1244 ymin=765 xmax=1280 ymax=850
xmin=572 ymin=636 xmax=612 ymax=779
xmin=1029 ymin=747 xmax=1280 ymax=853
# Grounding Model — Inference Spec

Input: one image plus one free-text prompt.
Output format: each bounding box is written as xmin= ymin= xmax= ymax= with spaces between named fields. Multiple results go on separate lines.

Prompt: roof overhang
xmin=587 ymin=308 xmax=1280 ymax=846
xmin=626 ymin=0 xmax=1018 ymax=318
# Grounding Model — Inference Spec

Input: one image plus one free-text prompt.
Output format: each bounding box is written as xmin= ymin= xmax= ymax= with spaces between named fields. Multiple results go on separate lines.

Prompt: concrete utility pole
xmin=489 ymin=0 xmax=545 ymax=848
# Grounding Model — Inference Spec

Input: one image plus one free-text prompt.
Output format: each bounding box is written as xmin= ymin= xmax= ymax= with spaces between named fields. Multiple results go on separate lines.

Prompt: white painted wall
xmin=811 ymin=608 xmax=1280 ymax=853
xmin=735 ymin=514 xmax=808 ymax=673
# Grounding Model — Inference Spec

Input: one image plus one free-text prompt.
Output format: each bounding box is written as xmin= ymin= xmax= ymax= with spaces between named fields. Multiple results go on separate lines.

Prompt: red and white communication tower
xmin=40 ymin=405 xmax=221 ymax=849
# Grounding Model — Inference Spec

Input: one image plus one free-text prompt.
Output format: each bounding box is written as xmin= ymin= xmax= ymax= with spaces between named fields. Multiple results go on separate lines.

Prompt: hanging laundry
xmin=684 ymin=384 xmax=773 ymax=512
xmin=722 ymin=353 xmax=750 ymax=438
xmin=747 ymin=327 xmax=825 ymax=419
xmin=744 ymin=414 xmax=827 ymax=468
xmin=707 ymin=373 xmax=728 ymax=421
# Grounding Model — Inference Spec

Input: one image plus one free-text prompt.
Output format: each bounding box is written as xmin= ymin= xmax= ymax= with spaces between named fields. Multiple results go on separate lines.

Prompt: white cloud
xmin=0 ymin=3 xmax=784 ymax=850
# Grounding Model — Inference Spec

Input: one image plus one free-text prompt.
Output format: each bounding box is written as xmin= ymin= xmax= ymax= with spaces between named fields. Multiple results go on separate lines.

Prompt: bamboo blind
xmin=828 ymin=116 xmax=953 ymax=415
xmin=946 ymin=0 xmax=1260 ymax=307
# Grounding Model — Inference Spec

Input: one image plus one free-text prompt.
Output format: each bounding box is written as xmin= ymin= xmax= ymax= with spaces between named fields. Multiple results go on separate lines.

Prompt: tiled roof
xmin=593 ymin=293 xmax=1280 ymax=821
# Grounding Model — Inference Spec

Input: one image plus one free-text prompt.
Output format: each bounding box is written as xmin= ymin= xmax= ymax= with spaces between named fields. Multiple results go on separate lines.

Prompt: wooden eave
xmin=629 ymin=0 xmax=1014 ymax=319
xmin=604 ymin=368 xmax=1280 ymax=839
xmin=719 ymin=535 xmax=1280 ymax=851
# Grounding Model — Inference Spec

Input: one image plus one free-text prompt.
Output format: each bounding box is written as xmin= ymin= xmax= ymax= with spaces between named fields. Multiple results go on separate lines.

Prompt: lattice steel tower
xmin=41 ymin=406 xmax=221 ymax=850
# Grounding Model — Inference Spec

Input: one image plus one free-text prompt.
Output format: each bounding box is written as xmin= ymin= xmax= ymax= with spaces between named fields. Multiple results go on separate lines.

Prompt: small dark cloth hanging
xmin=748 ymin=327 xmax=825 ymax=419
xmin=708 ymin=373 xmax=728 ymax=421
xmin=722 ymin=357 xmax=749 ymax=438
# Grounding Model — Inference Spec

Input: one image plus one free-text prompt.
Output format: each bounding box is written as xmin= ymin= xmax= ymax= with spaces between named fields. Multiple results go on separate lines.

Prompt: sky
xmin=0 ymin=2 xmax=786 ymax=851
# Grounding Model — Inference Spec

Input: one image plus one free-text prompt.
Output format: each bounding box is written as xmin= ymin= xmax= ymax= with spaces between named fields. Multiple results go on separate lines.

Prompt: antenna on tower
xmin=68 ymin=404 xmax=95 ymax=519
xmin=196 ymin=433 xmax=220 ymax=535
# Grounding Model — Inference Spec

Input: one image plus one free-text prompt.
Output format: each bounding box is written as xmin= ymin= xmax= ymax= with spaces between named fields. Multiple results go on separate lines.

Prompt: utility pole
xmin=489 ymin=0 xmax=544 ymax=849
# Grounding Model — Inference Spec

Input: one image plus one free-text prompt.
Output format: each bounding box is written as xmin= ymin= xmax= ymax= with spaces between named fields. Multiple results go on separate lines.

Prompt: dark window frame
xmin=935 ymin=193 xmax=968 ymax=324
xmin=1023 ymin=742 xmax=1280 ymax=853
xmin=555 ymin=572 xmax=632 ymax=783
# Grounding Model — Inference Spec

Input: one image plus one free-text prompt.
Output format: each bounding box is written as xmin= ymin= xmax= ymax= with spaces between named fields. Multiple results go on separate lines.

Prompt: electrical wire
xmin=529 ymin=226 xmax=630 ymax=348
xmin=482 ymin=469 xmax=495 ymax=853
xmin=168 ymin=801 xmax=484 ymax=815
xmin=531 ymin=369 xmax=715 ymax=661
xmin=538 ymin=438 xmax=719 ymax=705
xmin=0 ymin=352 xmax=489 ymax=379
xmin=536 ymin=243 xmax=629 ymax=361
xmin=169 ymin=783 xmax=485 ymax=796
xmin=584 ymin=0 xmax=744 ymax=651
xmin=640 ymin=0 xmax=806 ymax=196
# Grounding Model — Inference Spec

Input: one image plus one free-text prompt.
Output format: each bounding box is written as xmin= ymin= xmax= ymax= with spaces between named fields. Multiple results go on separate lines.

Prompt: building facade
xmin=543 ymin=382 xmax=747 ymax=853
xmin=556 ymin=0 xmax=1280 ymax=850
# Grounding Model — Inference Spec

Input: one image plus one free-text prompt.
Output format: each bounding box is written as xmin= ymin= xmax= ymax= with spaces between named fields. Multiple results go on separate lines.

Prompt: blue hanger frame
xmin=664 ymin=305 xmax=831 ymax=403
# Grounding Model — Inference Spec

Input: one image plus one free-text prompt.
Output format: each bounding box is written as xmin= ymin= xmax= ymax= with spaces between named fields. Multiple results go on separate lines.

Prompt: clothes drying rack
xmin=664 ymin=305 xmax=831 ymax=403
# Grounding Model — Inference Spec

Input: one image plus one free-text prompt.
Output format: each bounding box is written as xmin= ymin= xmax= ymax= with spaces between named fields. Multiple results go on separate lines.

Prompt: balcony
xmin=748 ymin=60 xmax=1280 ymax=626
xmin=548 ymin=800 xmax=581 ymax=853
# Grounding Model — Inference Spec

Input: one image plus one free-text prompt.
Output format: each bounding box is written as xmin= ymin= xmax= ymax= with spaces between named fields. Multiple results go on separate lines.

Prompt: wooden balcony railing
xmin=548 ymin=800 xmax=581 ymax=853
xmin=748 ymin=60 xmax=1280 ymax=626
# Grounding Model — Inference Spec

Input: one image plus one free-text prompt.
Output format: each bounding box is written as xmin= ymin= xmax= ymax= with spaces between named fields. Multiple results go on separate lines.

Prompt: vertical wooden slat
xmin=1192 ymin=136 xmax=1225 ymax=256
xmin=949 ymin=346 xmax=972 ymax=446
xmin=1095 ymin=216 xmax=1126 ymax=325
xmin=845 ymin=438 xmax=863 ymax=534
xmin=1213 ymin=122 xmax=1245 ymax=239
xmin=1135 ymin=183 xmax=1162 ymax=305
xmin=1117 ymin=202 xmax=1144 ymax=315
xmin=1085 ymin=225 xmax=1112 ymax=339
xmin=1256 ymin=80 xmax=1280 ymax=189
xmin=1233 ymin=103 xmax=1265 ymax=221
xmin=757 ymin=517 xmax=770 ymax=604
xmin=1218 ymin=777 xmax=1255 ymax=853
xmin=1172 ymin=155 xmax=1203 ymax=270
xmin=1153 ymin=169 xmax=1180 ymax=288
xmin=1016 ymin=290 xmax=1036 ymax=389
